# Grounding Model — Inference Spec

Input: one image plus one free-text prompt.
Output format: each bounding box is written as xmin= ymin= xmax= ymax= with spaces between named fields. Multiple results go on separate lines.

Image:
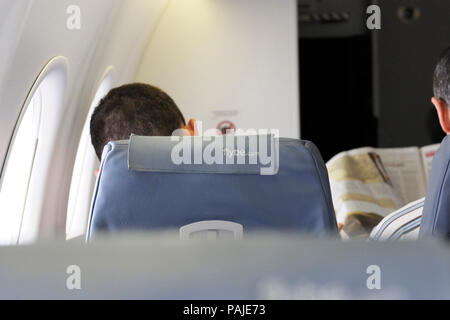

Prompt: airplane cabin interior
xmin=1 ymin=0 xmax=450 ymax=302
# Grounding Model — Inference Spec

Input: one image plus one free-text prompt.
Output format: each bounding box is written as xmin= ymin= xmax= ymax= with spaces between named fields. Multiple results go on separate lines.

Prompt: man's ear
xmin=180 ymin=119 xmax=198 ymax=136
xmin=432 ymin=97 xmax=450 ymax=134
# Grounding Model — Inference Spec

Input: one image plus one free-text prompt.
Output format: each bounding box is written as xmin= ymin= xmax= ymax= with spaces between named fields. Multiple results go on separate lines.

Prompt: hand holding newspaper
xmin=326 ymin=144 xmax=440 ymax=238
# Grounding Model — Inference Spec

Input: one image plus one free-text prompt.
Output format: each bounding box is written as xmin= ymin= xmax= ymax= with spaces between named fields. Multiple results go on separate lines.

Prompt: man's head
xmin=432 ymin=47 xmax=450 ymax=134
xmin=90 ymin=83 xmax=196 ymax=159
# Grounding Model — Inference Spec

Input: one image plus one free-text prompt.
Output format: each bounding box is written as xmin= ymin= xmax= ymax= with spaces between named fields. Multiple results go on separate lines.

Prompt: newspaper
xmin=326 ymin=144 xmax=440 ymax=237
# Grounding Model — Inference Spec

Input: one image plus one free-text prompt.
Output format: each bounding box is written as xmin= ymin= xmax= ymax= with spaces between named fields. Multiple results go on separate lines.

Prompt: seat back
xmin=87 ymin=135 xmax=338 ymax=239
xmin=420 ymin=135 xmax=450 ymax=238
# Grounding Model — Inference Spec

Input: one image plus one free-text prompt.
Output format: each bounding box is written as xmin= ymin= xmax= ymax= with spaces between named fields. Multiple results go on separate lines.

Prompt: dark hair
xmin=433 ymin=47 xmax=450 ymax=105
xmin=90 ymin=83 xmax=185 ymax=159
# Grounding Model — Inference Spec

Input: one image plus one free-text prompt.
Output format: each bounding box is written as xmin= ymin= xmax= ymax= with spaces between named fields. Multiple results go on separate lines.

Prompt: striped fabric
xmin=369 ymin=198 xmax=425 ymax=241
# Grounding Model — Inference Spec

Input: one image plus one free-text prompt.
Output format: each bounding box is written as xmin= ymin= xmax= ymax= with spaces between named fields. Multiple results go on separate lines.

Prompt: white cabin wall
xmin=0 ymin=0 xmax=33 ymax=94
xmin=0 ymin=0 xmax=169 ymax=242
xmin=135 ymin=0 xmax=300 ymax=138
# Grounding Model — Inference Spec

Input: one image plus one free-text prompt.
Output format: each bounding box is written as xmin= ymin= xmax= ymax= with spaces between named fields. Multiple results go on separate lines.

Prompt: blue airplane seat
xmin=87 ymin=134 xmax=338 ymax=240
xmin=420 ymin=135 xmax=450 ymax=238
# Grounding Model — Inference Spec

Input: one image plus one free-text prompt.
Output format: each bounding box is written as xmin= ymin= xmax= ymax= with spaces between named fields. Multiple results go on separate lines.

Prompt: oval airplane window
xmin=0 ymin=56 xmax=68 ymax=245
xmin=0 ymin=87 xmax=42 ymax=245
xmin=66 ymin=67 xmax=115 ymax=239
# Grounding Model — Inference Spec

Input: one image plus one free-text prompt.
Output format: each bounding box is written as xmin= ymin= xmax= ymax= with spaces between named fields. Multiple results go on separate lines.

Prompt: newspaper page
xmin=327 ymin=147 xmax=405 ymax=228
xmin=327 ymin=144 xmax=440 ymax=239
xmin=420 ymin=143 xmax=441 ymax=182
xmin=374 ymin=147 xmax=426 ymax=204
